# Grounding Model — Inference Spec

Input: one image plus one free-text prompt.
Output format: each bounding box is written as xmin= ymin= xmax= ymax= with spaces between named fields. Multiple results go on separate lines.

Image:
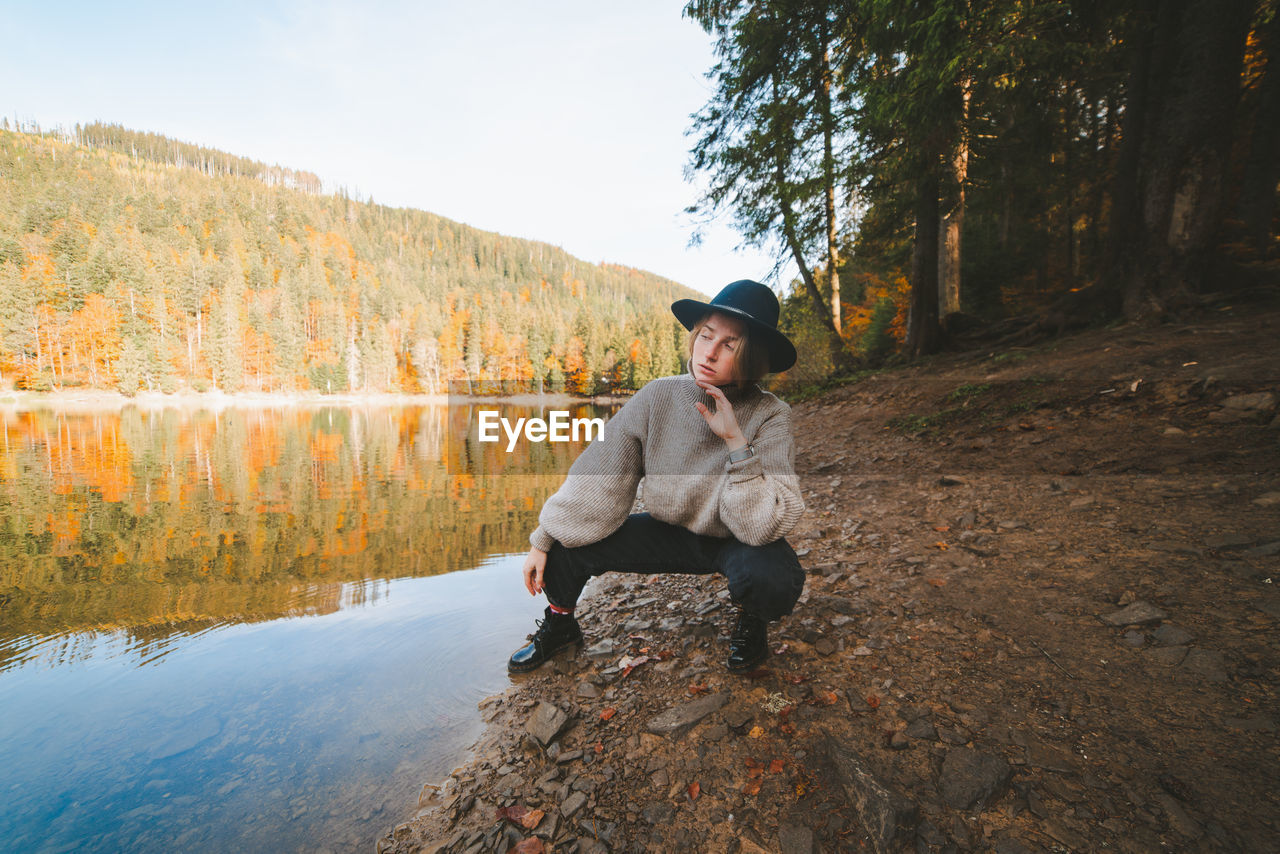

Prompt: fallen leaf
xmin=743 ymin=779 xmax=762 ymax=796
xmin=687 ymin=682 xmax=710 ymax=696
xmin=512 ymin=838 xmax=544 ymax=854
xmin=599 ymin=707 xmax=617 ymax=721
xmin=687 ymin=781 xmax=701 ymax=801
xmin=814 ymin=690 xmax=839 ymax=706
xmin=748 ymin=725 xmax=765 ymax=739
xmin=769 ymin=759 xmax=786 ymax=774
xmin=932 ymin=541 xmax=949 ymax=550
xmin=593 ymin=741 xmax=604 ymax=753
xmin=496 ymin=805 xmax=530 ymax=824
xmin=618 ymin=654 xmax=653 ymax=678
xmin=520 ymin=809 xmax=545 ymax=830
xmin=933 ymin=525 xmax=951 ymax=532
xmin=784 ymin=672 xmax=806 ymax=685
xmin=866 ymin=695 xmax=881 ymax=710
xmin=927 ymin=578 xmax=947 ymax=587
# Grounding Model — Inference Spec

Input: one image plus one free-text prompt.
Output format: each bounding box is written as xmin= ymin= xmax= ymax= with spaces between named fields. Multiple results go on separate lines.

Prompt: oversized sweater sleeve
xmin=528 ymin=386 xmax=650 ymax=552
xmin=718 ymin=403 xmax=805 ymax=546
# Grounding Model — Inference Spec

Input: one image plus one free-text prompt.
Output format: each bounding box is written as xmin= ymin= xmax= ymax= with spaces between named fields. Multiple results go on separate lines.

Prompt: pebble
xmin=1181 ymin=648 xmax=1228 ymax=682
xmin=644 ymin=691 xmax=729 ymax=736
xmin=1147 ymin=646 xmax=1188 ymax=666
xmin=778 ymin=823 xmax=815 ymax=854
xmin=560 ymin=791 xmax=588 ymax=819
xmin=1151 ymin=624 xmax=1194 ymax=646
xmin=938 ymin=748 xmax=1011 ymax=810
xmin=1101 ymin=601 xmax=1167 ymax=627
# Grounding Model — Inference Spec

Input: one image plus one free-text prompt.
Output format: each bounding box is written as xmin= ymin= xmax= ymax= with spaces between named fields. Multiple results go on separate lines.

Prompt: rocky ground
xmin=379 ymin=297 xmax=1279 ymax=854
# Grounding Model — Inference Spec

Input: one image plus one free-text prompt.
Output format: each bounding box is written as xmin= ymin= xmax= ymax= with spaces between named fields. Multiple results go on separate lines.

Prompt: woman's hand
xmin=522 ymin=547 xmax=548 ymax=596
xmin=694 ymin=381 xmax=748 ymax=451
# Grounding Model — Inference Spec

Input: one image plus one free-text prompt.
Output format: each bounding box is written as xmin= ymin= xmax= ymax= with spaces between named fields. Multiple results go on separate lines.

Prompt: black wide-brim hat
xmin=671 ymin=279 xmax=797 ymax=374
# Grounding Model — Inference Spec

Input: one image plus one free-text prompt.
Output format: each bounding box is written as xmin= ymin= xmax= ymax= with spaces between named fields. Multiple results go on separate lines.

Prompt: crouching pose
xmin=508 ymin=280 xmax=806 ymax=674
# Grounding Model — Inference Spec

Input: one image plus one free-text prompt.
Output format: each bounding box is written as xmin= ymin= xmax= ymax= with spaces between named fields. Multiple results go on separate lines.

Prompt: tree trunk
xmin=907 ymin=171 xmax=942 ymax=357
xmin=939 ymin=80 xmax=971 ymax=319
xmin=1112 ymin=0 xmax=1253 ymax=318
xmin=818 ymin=27 xmax=842 ymax=333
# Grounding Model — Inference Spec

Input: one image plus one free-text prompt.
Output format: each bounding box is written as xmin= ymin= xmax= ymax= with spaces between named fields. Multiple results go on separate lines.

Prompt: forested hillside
xmin=0 ymin=123 xmax=695 ymax=395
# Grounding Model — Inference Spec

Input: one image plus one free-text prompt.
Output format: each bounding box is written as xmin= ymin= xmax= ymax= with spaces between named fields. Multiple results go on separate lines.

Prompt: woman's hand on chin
xmin=694 ymin=381 xmax=747 ymax=451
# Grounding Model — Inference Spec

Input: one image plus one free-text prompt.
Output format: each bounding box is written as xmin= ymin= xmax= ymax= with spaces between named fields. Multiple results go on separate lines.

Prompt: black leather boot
xmin=507 ymin=607 xmax=583 ymax=674
xmin=727 ymin=609 xmax=769 ymax=672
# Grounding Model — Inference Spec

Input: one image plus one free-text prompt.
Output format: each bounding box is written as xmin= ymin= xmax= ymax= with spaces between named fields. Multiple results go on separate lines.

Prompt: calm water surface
xmin=0 ymin=402 xmax=608 ymax=853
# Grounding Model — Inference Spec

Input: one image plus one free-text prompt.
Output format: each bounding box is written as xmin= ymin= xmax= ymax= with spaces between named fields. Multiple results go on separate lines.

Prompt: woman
xmin=507 ymin=279 xmax=806 ymax=674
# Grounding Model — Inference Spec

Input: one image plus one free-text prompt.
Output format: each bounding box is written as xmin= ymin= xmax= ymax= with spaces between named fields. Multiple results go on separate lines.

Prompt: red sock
xmin=547 ymin=602 xmax=575 ymax=616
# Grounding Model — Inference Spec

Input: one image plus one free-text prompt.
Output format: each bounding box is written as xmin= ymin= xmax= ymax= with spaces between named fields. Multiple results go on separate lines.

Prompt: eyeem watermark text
xmin=477 ymin=410 xmax=605 ymax=452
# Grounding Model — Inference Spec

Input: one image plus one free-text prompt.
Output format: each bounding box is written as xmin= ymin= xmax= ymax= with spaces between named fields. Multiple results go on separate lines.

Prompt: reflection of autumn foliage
xmin=0 ymin=406 xmax=573 ymax=647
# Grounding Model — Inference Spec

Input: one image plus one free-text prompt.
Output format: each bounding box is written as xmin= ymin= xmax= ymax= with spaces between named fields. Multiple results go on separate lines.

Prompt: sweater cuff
xmin=529 ymin=526 xmax=556 ymax=552
xmin=725 ymin=452 xmax=764 ymax=484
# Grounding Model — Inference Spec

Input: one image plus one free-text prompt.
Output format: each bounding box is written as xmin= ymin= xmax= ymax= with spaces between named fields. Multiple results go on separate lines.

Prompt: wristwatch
xmin=728 ymin=443 xmax=755 ymax=463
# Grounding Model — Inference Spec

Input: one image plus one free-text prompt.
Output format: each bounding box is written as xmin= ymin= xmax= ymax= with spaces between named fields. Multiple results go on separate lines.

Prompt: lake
xmin=0 ymin=402 xmax=610 ymax=853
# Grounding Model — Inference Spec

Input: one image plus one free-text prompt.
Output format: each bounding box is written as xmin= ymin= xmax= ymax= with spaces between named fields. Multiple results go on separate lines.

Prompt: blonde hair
xmin=685 ymin=311 xmax=770 ymax=389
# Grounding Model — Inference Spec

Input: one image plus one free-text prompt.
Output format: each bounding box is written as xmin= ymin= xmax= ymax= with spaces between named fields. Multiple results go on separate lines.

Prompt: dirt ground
xmin=379 ymin=296 xmax=1279 ymax=854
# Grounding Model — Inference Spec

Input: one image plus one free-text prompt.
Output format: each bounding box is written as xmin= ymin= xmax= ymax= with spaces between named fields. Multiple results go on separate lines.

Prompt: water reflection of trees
xmin=0 ymin=405 xmax=602 ymax=666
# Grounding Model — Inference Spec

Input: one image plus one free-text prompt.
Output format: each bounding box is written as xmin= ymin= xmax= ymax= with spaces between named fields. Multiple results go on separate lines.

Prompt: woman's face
xmin=691 ymin=312 xmax=748 ymax=386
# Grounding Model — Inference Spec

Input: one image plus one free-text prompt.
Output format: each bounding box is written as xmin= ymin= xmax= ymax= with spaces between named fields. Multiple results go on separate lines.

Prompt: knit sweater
xmin=529 ymin=367 xmax=805 ymax=552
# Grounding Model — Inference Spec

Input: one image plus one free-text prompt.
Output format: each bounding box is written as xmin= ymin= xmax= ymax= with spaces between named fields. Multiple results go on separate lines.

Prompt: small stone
xmin=1205 ymin=533 xmax=1257 ymax=549
xmin=904 ymin=718 xmax=937 ymax=741
xmin=555 ymin=749 xmax=583 ymax=765
xmin=938 ymin=748 xmax=1011 ymax=810
xmin=1222 ymin=391 xmax=1276 ymax=412
xmin=1151 ymin=624 xmax=1194 ymax=646
xmin=814 ymin=638 xmax=836 ymax=655
xmin=1043 ymin=818 xmax=1090 ymax=850
xmin=1148 ymin=646 xmax=1188 ymax=667
xmin=1182 ymin=649 xmax=1228 ymax=682
xmin=1101 ymin=601 xmax=1167 ymax=627
xmin=778 ymin=823 xmax=815 ymax=854
xmin=889 ymin=730 xmax=910 ymax=750
xmin=526 ymin=702 xmax=571 ymax=747
xmin=576 ymin=682 xmax=601 ymax=699
xmin=1251 ymin=492 xmax=1280 ymax=507
xmin=641 ymin=801 xmax=675 ymax=824
xmin=561 ymin=791 xmax=588 ymax=819
xmin=1245 ymin=541 xmax=1280 ymax=557
xmin=1123 ymin=630 xmax=1146 ymax=647
xmin=584 ymin=639 xmax=618 ymax=661
xmin=645 ymin=691 xmax=729 ymax=736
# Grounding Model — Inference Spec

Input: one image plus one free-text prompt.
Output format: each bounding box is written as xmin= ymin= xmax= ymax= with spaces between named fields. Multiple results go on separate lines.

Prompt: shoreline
xmin=377 ymin=305 xmax=1280 ymax=853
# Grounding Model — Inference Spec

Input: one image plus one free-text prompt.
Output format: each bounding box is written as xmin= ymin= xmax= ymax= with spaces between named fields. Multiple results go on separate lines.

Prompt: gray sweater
xmin=530 ymin=368 xmax=805 ymax=551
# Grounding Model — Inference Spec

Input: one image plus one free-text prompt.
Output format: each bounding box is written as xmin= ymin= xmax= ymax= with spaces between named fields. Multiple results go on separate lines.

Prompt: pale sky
xmin=3 ymin=0 xmax=795 ymax=296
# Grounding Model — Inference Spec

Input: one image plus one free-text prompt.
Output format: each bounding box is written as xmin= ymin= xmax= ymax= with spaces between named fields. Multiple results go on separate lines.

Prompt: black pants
xmin=542 ymin=513 xmax=805 ymax=622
